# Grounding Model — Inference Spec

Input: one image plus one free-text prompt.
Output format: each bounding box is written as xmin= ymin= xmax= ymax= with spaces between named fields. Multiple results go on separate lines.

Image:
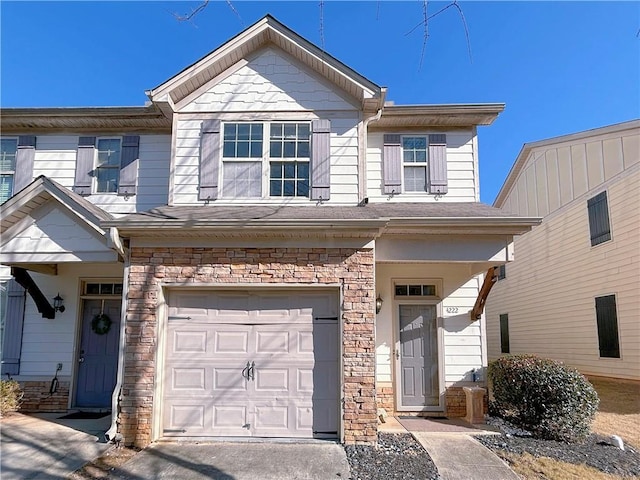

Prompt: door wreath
xmin=91 ymin=313 xmax=112 ymax=335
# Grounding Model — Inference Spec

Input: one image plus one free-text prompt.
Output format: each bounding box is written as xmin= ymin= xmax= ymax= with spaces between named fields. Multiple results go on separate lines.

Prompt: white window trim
xmin=94 ymin=137 xmax=122 ymax=194
xmin=401 ymin=135 xmax=429 ymax=194
xmin=220 ymin=121 xmax=311 ymax=199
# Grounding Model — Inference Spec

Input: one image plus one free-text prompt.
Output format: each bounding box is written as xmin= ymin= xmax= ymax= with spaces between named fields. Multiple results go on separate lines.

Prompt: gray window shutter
xmin=13 ymin=136 xmax=37 ymax=193
xmin=1 ymin=280 xmax=26 ymax=376
xmin=383 ymin=134 xmax=402 ymax=195
xmin=428 ymin=134 xmax=448 ymax=194
xmin=74 ymin=136 xmax=96 ymax=196
xmin=199 ymin=120 xmax=221 ymax=201
xmin=311 ymin=119 xmax=331 ymax=201
xmin=588 ymin=192 xmax=611 ymax=246
xmin=499 ymin=313 xmax=510 ymax=354
xmin=595 ymin=295 xmax=620 ymax=358
xmin=118 ymin=135 xmax=140 ymax=196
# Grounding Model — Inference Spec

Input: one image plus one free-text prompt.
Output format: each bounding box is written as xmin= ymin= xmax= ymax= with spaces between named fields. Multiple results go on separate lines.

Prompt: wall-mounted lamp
xmin=375 ymin=295 xmax=383 ymax=314
xmin=53 ymin=293 xmax=65 ymax=313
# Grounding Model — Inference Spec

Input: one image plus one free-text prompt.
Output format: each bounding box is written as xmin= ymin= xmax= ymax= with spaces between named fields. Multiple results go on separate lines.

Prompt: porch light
xmin=53 ymin=293 xmax=65 ymax=313
xmin=375 ymin=295 xmax=383 ymax=314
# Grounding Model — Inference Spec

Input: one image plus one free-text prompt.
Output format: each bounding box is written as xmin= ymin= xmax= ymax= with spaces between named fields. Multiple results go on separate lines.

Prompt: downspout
xmin=105 ymin=243 xmax=130 ymax=442
xmin=359 ymin=108 xmax=383 ymax=202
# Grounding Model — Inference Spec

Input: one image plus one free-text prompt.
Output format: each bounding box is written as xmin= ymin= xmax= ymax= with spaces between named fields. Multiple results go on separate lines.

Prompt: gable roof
xmin=148 ymin=15 xmax=384 ymax=112
xmin=493 ymin=119 xmax=640 ymax=208
xmin=1 ymin=176 xmax=113 ymax=236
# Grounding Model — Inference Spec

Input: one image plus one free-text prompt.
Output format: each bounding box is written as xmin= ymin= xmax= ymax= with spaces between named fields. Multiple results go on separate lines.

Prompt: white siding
xmin=31 ymin=134 xmax=171 ymax=215
xmin=486 ymin=151 xmax=640 ymax=379
xmin=503 ymin=126 xmax=639 ymax=217
xmin=179 ymin=48 xmax=355 ymax=113
xmin=171 ymin=115 xmax=360 ymax=205
xmin=14 ymin=263 xmax=124 ymax=379
xmin=366 ymin=130 xmax=478 ymax=202
xmin=375 ymin=263 xmax=486 ymax=388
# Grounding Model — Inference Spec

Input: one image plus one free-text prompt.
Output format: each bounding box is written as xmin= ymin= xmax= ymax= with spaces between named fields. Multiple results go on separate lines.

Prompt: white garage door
xmin=162 ymin=289 xmax=340 ymax=439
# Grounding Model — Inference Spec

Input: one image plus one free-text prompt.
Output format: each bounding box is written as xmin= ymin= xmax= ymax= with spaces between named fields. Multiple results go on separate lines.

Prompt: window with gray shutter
xmin=13 ymin=136 xmax=37 ymax=193
xmin=588 ymin=191 xmax=611 ymax=246
xmin=118 ymin=135 xmax=140 ymax=196
xmin=499 ymin=313 xmax=510 ymax=354
xmin=310 ymin=119 xmax=330 ymax=201
xmin=595 ymin=295 xmax=620 ymax=358
xmin=428 ymin=134 xmax=448 ymax=194
xmin=199 ymin=120 xmax=221 ymax=201
xmin=74 ymin=137 xmax=96 ymax=196
xmin=383 ymin=134 xmax=402 ymax=195
xmin=1 ymin=280 xmax=26 ymax=376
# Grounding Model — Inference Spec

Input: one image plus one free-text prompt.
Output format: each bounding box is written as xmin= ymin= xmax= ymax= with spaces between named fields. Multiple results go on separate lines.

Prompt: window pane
xmin=283 ymin=141 xmax=296 ymax=158
xmin=270 ymin=180 xmax=282 ymax=196
xmin=297 ymin=180 xmax=309 ymax=197
xmin=237 ymin=142 xmax=249 ymax=157
xmin=413 ymin=137 xmax=427 ymax=149
xmin=114 ymin=284 xmax=123 ymax=295
xmin=0 ymin=175 xmax=13 ymax=202
xmin=100 ymin=283 xmax=114 ymax=294
xmin=404 ymin=166 xmax=426 ymax=192
xmin=271 ymin=162 xmax=282 ymax=179
xmin=284 ymin=163 xmax=295 ymax=178
xmin=86 ymin=283 xmax=100 ymax=295
xmin=395 ymin=285 xmax=408 ymax=296
xmin=403 ymin=138 xmax=415 ymax=149
xmin=222 ymin=161 xmax=262 ymax=198
xmin=422 ymin=285 xmax=436 ymax=296
xmin=270 ymin=123 xmax=282 ymax=137
xmin=250 ymin=142 xmax=262 ymax=157
xmin=223 ymin=141 xmax=236 ymax=158
xmin=297 ymin=162 xmax=309 ymax=178
xmin=283 ymin=180 xmax=295 ymax=196
xmin=298 ymin=141 xmax=310 ymax=158
xmin=415 ymin=150 xmax=427 ymax=162
xmin=408 ymin=285 xmax=422 ymax=296
xmin=298 ymin=124 xmax=310 ymax=138
xmin=96 ymin=168 xmax=118 ymax=193
xmin=270 ymin=141 xmax=282 ymax=158
xmin=237 ymin=124 xmax=250 ymax=140
xmin=250 ymin=124 xmax=263 ymax=140
xmin=224 ymin=124 xmax=236 ymax=139
xmin=97 ymin=139 xmax=121 ymax=167
xmin=0 ymin=139 xmax=17 ymax=171
xmin=403 ymin=150 xmax=415 ymax=163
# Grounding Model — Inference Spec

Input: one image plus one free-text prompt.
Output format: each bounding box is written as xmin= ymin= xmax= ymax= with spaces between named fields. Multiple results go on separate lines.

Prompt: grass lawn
xmin=500 ymin=376 xmax=640 ymax=480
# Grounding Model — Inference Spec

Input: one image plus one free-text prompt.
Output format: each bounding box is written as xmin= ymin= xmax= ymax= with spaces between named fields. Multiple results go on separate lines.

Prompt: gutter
xmin=359 ymin=107 xmax=384 ymax=202
xmin=105 ymin=246 xmax=130 ymax=443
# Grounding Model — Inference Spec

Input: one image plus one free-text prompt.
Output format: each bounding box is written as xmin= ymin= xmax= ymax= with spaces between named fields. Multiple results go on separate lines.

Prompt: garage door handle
xmin=248 ymin=361 xmax=255 ymax=381
xmin=241 ymin=361 xmax=250 ymax=380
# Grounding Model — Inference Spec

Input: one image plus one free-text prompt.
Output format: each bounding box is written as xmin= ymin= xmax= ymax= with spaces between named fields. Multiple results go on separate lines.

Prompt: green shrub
xmin=0 ymin=380 xmax=23 ymax=416
xmin=488 ymin=354 xmax=599 ymax=442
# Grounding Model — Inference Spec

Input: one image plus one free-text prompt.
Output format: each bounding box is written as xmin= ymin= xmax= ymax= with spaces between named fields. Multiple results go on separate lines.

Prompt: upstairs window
xmin=587 ymin=191 xmax=611 ymax=246
xmin=95 ymin=138 xmax=122 ymax=193
xmin=0 ymin=138 xmax=17 ymax=203
xmin=402 ymin=137 xmax=428 ymax=192
xmin=220 ymin=122 xmax=310 ymax=199
xmin=495 ymin=264 xmax=506 ymax=281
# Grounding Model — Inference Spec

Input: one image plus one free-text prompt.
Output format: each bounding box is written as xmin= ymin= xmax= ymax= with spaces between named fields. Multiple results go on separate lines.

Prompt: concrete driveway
xmin=110 ymin=441 xmax=350 ymax=480
xmin=0 ymin=412 xmax=112 ymax=480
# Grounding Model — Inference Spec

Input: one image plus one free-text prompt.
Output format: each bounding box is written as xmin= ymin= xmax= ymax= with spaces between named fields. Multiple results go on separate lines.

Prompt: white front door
xmin=162 ymin=290 xmax=339 ymax=439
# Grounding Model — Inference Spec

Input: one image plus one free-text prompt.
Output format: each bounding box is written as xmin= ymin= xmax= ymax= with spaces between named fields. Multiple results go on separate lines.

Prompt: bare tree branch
xmin=452 ymin=1 xmax=473 ymax=63
xmin=319 ymin=0 xmax=325 ymax=51
xmin=172 ymin=0 xmax=210 ymax=23
xmin=225 ymin=0 xmax=244 ymax=27
xmin=419 ymin=0 xmax=429 ymax=70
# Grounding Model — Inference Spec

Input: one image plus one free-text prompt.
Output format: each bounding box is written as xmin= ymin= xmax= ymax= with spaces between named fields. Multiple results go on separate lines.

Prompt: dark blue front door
xmin=75 ymin=299 xmax=120 ymax=408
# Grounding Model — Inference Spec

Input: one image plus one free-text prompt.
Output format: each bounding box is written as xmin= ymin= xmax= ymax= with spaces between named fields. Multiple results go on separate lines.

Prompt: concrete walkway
xmin=380 ymin=417 xmax=519 ymax=480
xmin=0 ymin=412 xmax=112 ymax=480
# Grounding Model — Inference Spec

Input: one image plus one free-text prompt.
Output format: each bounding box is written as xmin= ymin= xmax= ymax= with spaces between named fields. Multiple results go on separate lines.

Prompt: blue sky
xmin=2 ymin=1 xmax=638 ymax=203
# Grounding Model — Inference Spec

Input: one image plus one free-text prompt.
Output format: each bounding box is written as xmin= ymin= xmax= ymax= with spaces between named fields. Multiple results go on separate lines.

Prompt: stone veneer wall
xmin=121 ymin=246 xmax=376 ymax=447
xmin=19 ymin=381 xmax=70 ymax=412
xmin=376 ymin=384 xmax=395 ymax=414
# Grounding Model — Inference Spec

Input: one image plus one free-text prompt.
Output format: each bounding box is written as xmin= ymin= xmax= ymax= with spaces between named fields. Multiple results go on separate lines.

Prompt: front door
xmin=75 ymin=299 xmax=121 ymax=408
xmin=399 ymin=304 xmax=439 ymax=407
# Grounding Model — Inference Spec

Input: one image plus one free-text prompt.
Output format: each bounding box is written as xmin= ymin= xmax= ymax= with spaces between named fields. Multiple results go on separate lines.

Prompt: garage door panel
xmin=213 ymin=367 xmax=249 ymax=392
xmin=163 ymin=289 xmax=339 ymax=439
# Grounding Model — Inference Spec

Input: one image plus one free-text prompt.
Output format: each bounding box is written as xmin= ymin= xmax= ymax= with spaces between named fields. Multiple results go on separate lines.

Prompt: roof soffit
xmin=149 ymin=15 xmax=382 ymax=110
